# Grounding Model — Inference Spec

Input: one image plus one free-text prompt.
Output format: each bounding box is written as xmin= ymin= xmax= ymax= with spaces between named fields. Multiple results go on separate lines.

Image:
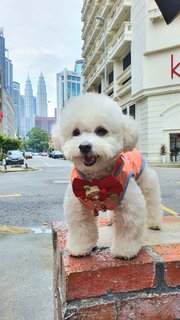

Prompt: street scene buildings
xmin=0 ymin=2 xmax=180 ymax=162
xmin=81 ymin=0 xmax=180 ymax=162
xmin=0 ymin=26 xmax=83 ymax=139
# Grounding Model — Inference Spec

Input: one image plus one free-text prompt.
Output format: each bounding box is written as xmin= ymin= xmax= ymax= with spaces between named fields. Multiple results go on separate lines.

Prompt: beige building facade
xmin=81 ymin=0 xmax=180 ymax=162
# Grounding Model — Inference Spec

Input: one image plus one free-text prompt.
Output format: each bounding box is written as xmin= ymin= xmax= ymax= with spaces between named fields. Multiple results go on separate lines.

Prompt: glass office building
xmin=56 ymin=68 xmax=82 ymax=124
xmin=0 ymin=29 xmax=5 ymax=88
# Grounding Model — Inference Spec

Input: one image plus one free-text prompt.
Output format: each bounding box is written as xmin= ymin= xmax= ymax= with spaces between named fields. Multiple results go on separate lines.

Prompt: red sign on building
xmin=171 ymin=54 xmax=180 ymax=79
xmin=0 ymin=112 xmax=4 ymax=119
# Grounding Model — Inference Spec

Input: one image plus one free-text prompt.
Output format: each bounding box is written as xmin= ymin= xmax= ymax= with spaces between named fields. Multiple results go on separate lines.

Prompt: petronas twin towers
xmin=24 ymin=71 xmax=47 ymax=133
xmin=36 ymin=71 xmax=47 ymax=117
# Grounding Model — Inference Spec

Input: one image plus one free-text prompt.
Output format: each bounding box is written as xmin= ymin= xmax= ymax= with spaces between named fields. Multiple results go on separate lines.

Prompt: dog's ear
xmin=51 ymin=125 xmax=62 ymax=151
xmin=121 ymin=115 xmax=139 ymax=152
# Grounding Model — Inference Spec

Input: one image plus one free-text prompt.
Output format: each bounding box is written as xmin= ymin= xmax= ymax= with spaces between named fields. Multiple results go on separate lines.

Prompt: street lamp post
xmin=96 ymin=15 xmax=107 ymax=95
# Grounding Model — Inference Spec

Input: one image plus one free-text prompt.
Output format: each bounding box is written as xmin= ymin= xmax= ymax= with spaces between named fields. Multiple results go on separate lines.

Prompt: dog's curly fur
xmin=52 ymin=93 xmax=162 ymax=259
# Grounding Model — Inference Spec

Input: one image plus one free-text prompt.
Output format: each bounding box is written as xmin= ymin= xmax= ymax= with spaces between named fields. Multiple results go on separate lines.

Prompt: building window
xmin=108 ymin=70 xmax=114 ymax=84
xmin=98 ymin=83 xmax=101 ymax=93
xmin=123 ymin=52 xmax=131 ymax=71
xmin=77 ymin=83 xmax=80 ymax=95
xmin=68 ymin=82 xmax=71 ymax=99
xmin=129 ymin=104 xmax=135 ymax=119
xmin=122 ymin=108 xmax=127 ymax=115
xmin=72 ymin=82 xmax=76 ymax=96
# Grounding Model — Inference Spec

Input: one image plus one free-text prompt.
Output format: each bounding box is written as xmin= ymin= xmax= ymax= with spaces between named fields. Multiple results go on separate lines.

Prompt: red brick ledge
xmin=52 ymin=220 xmax=180 ymax=320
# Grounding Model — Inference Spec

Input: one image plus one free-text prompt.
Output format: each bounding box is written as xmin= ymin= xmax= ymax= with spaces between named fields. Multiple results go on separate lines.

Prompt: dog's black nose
xmin=79 ymin=142 xmax=92 ymax=154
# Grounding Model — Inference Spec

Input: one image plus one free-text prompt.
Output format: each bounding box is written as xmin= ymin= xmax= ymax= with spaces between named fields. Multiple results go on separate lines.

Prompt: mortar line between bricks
xmin=66 ymin=286 xmax=180 ymax=310
xmin=144 ymin=247 xmax=169 ymax=293
xmin=114 ymin=300 xmax=119 ymax=320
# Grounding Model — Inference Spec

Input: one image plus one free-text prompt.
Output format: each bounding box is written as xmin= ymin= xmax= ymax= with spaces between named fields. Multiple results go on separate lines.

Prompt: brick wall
xmin=52 ymin=217 xmax=180 ymax=320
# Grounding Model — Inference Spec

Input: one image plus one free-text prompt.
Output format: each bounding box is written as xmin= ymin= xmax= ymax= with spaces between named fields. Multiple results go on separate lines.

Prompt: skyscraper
xmin=36 ymin=71 xmax=47 ymax=117
xmin=5 ymin=50 xmax=13 ymax=98
xmin=13 ymin=81 xmax=21 ymax=136
xmin=74 ymin=59 xmax=84 ymax=73
xmin=56 ymin=67 xmax=82 ymax=124
xmin=24 ymin=75 xmax=34 ymax=133
xmin=0 ymin=28 xmax=5 ymax=88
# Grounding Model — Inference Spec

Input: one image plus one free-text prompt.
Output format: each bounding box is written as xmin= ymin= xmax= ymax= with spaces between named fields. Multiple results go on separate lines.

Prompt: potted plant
xmin=160 ymin=144 xmax=166 ymax=163
xmin=170 ymin=147 xmax=179 ymax=162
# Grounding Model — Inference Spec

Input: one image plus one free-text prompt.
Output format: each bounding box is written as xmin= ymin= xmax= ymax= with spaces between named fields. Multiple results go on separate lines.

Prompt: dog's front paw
xmin=147 ymin=219 xmax=161 ymax=231
xmin=67 ymin=236 xmax=97 ymax=257
xmin=111 ymin=240 xmax=142 ymax=259
xmin=67 ymin=243 xmax=96 ymax=257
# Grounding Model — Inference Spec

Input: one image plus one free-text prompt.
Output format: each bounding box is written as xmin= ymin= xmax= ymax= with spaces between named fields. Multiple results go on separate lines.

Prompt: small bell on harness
xmin=93 ymin=208 xmax=99 ymax=216
xmin=101 ymin=203 xmax=107 ymax=212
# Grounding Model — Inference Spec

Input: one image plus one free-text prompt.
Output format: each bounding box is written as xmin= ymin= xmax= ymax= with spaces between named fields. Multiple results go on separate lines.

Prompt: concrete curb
xmin=0 ymin=166 xmax=39 ymax=173
xmin=149 ymin=162 xmax=180 ymax=168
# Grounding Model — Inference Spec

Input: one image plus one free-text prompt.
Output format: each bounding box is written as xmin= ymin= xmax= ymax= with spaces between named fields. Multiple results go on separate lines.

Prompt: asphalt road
xmin=0 ymin=156 xmax=72 ymax=229
xmin=0 ymin=156 xmax=179 ymax=320
xmin=0 ymin=156 xmax=179 ymax=229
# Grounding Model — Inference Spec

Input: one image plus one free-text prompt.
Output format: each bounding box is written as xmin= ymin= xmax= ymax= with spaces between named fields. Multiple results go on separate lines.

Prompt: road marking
xmin=39 ymin=158 xmax=52 ymax=167
xmin=52 ymin=179 xmax=70 ymax=184
xmin=0 ymin=224 xmax=30 ymax=234
xmin=0 ymin=193 xmax=21 ymax=198
xmin=162 ymin=205 xmax=180 ymax=217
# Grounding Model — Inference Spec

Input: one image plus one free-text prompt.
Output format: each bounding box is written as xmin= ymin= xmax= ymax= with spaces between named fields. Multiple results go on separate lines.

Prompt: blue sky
xmin=0 ymin=0 xmax=83 ymax=115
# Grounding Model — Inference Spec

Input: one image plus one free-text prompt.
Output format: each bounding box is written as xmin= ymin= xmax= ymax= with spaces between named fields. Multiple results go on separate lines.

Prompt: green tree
xmin=26 ymin=127 xmax=49 ymax=152
xmin=0 ymin=131 xmax=24 ymax=154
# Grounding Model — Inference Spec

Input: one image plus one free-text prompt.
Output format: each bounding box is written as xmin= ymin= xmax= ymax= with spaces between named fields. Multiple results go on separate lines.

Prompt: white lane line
xmin=38 ymin=158 xmax=52 ymax=167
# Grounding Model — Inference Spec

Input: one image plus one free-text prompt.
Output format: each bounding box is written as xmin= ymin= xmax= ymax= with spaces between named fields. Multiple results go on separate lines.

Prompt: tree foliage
xmin=26 ymin=127 xmax=49 ymax=152
xmin=0 ymin=131 xmax=25 ymax=154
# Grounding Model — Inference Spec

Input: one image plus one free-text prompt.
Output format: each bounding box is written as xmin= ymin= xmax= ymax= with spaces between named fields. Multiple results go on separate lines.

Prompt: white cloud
xmin=0 ymin=0 xmax=83 ymax=103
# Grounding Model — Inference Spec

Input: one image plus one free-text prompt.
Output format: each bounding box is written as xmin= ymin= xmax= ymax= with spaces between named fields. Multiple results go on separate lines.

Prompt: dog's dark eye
xmin=72 ymin=128 xmax=81 ymax=136
xmin=95 ymin=126 xmax=108 ymax=136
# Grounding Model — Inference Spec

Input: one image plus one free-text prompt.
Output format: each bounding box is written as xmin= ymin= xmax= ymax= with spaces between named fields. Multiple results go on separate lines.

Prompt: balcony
xmin=100 ymin=0 xmax=114 ymax=18
xmin=116 ymin=65 xmax=131 ymax=97
xmin=148 ymin=8 xmax=163 ymax=23
xmin=106 ymin=82 xmax=114 ymax=96
xmin=82 ymin=24 xmax=101 ymax=57
xmin=81 ymin=0 xmax=91 ymax=22
xmin=82 ymin=0 xmax=102 ymax=40
xmin=107 ymin=0 xmax=131 ymax=31
xmin=83 ymin=29 xmax=104 ymax=75
xmin=84 ymin=21 xmax=132 ymax=91
xmin=107 ymin=21 xmax=132 ymax=60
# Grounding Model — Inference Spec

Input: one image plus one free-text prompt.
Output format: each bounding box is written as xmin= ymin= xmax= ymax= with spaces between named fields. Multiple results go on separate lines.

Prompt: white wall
xmin=131 ymin=0 xmax=146 ymax=96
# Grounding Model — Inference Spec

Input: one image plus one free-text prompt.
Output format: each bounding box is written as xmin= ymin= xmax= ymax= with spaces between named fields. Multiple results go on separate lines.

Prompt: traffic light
xmin=154 ymin=0 xmax=180 ymax=24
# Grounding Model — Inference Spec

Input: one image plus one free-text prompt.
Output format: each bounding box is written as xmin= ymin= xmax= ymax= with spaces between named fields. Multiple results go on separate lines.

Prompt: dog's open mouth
xmin=84 ymin=153 xmax=97 ymax=166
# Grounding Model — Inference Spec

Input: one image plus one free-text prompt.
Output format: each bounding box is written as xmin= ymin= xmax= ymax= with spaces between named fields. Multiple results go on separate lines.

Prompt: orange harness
xmin=71 ymin=148 xmax=146 ymax=216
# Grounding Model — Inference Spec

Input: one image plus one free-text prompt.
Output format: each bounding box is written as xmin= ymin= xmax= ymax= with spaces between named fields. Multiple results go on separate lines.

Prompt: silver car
xmin=6 ymin=150 xmax=24 ymax=165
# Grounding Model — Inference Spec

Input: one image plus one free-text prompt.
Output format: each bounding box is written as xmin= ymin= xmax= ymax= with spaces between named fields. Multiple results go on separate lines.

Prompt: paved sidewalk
xmin=0 ymin=232 xmax=53 ymax=320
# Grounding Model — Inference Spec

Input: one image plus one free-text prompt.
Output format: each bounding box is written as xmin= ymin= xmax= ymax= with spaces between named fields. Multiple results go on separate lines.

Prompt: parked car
xmin=40 ymin=152 xmax=48 ymax=156
xmin=51 ymin=150 xmax=65 ymax=159
xmin=6 ymin=150 xmax=24 ymax=165
xmin=24 ymin=151 xmax=33 ymax=159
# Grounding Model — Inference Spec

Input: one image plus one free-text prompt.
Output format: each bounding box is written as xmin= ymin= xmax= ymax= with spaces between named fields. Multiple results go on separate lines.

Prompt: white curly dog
xmin=52 ymin=93 xmax=162 ymax=259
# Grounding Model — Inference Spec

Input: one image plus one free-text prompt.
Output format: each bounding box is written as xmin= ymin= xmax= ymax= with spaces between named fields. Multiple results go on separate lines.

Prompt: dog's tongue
xmin=84 ymin=153 xmax=97 ymax=166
